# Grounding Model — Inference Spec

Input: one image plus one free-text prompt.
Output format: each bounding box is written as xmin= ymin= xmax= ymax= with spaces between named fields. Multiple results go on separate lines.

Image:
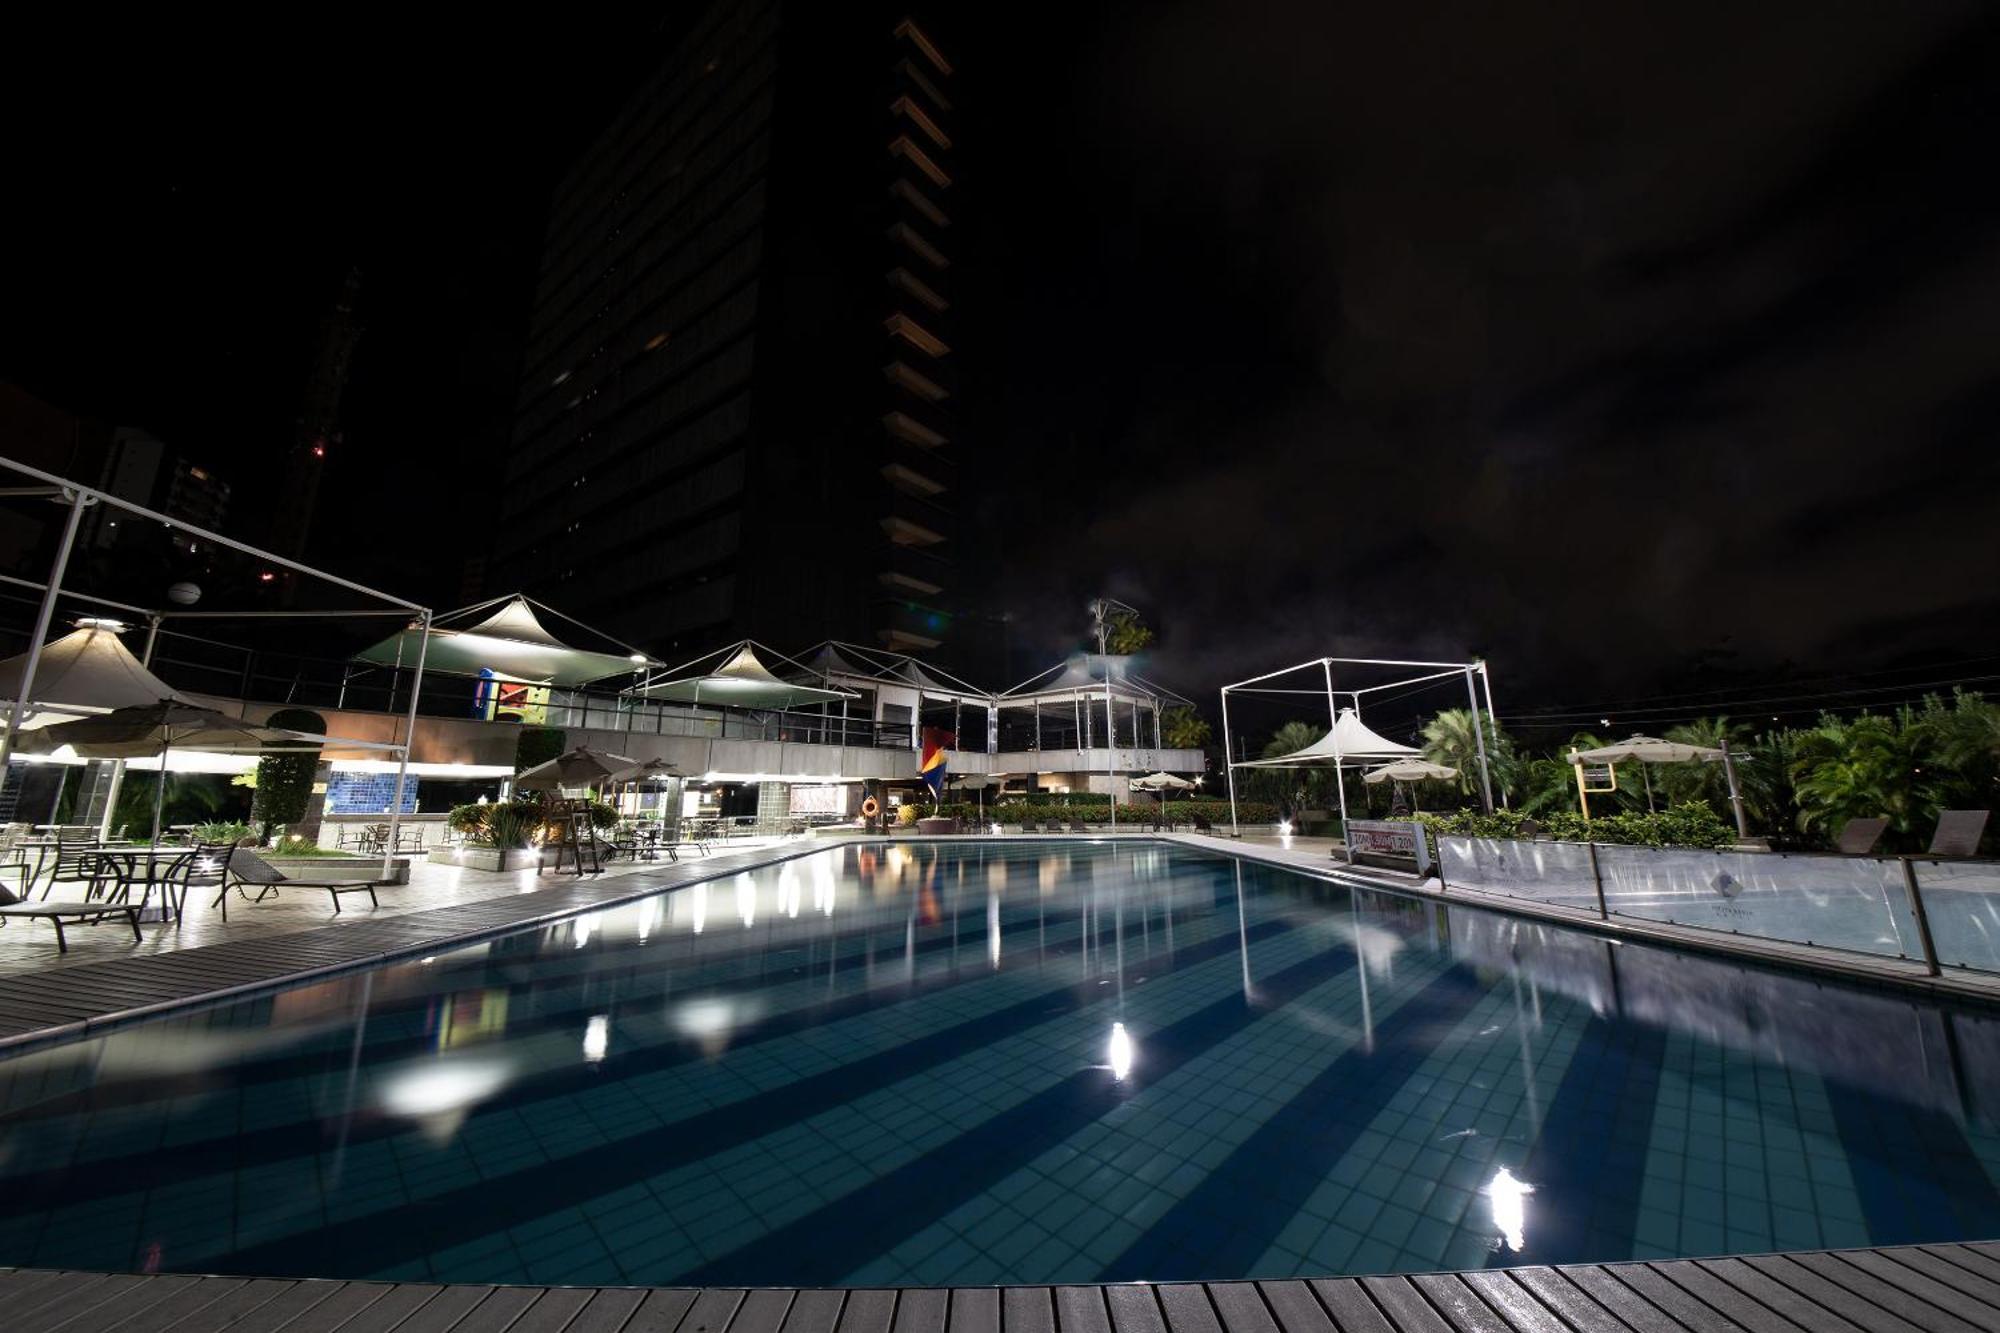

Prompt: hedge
xmin=1408 ymin=801 xmax=1735 ymax=849
xmin=932 ymin=799 xmax=1279 ymax=825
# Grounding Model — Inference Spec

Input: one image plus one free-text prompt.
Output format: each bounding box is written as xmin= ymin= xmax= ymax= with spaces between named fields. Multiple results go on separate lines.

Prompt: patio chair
xmin=222 ymin=849 xmax=396 ymax=915
xmin=1834 ymin=817 xmax=1889 ymax=856
xmin=163 ymin=841 xmax=237 ymax=922
xmin=1067 ymin=819 xmax=1088 ymax=834
xmin=1930 ymin=810 xmax=1990 ymax=858
xmin=0 ymin=882 xmax=143 ymax=952
xmin=1192 ymin=814 xmax=1214 ymax=833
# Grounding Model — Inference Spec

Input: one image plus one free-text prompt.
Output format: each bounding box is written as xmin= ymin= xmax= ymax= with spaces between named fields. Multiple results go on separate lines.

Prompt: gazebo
xmin=1220 ymin=655 xmax=1501 ymax=846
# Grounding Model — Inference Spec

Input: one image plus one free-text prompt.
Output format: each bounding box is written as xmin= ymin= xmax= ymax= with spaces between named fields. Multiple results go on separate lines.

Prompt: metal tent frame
xmin=1221 ymin=656 xmax=1500 ymax=853
xmin=0 ymin=453 xmax=433 ymax=879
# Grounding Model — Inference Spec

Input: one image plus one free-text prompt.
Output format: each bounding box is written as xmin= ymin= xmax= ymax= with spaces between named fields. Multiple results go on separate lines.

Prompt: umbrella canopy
xmin=22 ymin=701 xmax=318 ymax=759
xmin=1129 ymin=771 xmax=1198 ymax=791
xmin=1362 ymin=760 xmax=1460 ymax=785
xmin=355 ymin=596 xmax=651 ymax=686
xmin=513 ymin=745 xmax=642 ymax=791
xmin=1236 ymin=708 xmax=1420 ymax=767
xmin=638 ymin=642 xmax=856 ymax=710
xmin=626 ymin=756 xmax=682 ymax=781
xmin=0 ymin=622 xmax=193 ymax=730
xmin=1569 ymin=735 xmax=1724 ymax=765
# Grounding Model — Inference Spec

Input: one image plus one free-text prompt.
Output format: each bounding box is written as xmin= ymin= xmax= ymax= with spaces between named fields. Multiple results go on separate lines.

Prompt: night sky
xmin=8 ymin=4 xmax=2000 ymax=737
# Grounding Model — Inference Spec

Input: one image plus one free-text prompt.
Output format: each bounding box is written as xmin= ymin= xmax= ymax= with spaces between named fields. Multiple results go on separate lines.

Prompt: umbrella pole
xmin=1720 ymin=738 xmax=1749 ymax=840
xmin=1641 ymin=762 xmax=1655 ymax=813
xmin=151 ymin=743 xmax=169 ymax=845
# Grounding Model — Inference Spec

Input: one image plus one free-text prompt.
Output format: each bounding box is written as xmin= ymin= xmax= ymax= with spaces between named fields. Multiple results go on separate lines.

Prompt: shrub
xmin=191 ymin=820 xmax=253 ymax=846
xmin=1411 ymin=800 xmax=1734 ymax=849
xmin=896 ymin=803 xmax=922 ymax=826
xmin=252 ymin=708 xmax=325 ymax=839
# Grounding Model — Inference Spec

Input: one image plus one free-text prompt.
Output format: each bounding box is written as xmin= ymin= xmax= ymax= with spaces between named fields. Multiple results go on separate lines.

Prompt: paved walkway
xmin=9 ymin=1241 xmax=2000 ymax=1333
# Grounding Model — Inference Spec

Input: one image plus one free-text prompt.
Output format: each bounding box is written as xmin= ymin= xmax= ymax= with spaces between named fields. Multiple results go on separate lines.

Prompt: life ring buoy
xmin=860 ymin=796 xmax=881 ymax=819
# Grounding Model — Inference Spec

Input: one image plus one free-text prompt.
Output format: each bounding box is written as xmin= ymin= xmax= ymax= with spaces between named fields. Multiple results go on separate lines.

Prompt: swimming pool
xmin=1 ymin=840 xmax=1998 ymax=1288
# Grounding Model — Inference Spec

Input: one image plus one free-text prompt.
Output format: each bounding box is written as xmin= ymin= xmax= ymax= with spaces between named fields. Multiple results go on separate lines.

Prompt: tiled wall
xmin=325 ymin=771 xmax=419 ymax=815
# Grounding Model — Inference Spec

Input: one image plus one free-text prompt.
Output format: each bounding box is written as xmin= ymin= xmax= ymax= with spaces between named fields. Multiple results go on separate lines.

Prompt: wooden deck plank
xmin=1738 ymin=1255 xmax=1942 ymax=1333
xmin=835 ymin=1291 xmax=897 ymax=1333
xmin=734 ymin=1290 xmax=800 ymax=1333
xmin=1454 ymin=1272 xmax=1572 ymax=1333
xmin=0 ymin=1269 xmax=94 ymax=1313
xmin=380 ymin=1283 xmax=492 ymax=1333
xmin=1305 ymin=1281 xmax=1395 ymax=1333
xmin=1503 ymin=1268 xmax=1654 ymax=1333
xmin=893 ymin=1288 xmax=947 ymax=1333
xmin=15 ymin=1273 xmax=152 ymax=1333
xmin=1923 ymin=1245 xmax=2000 ymax=1286
xmin=261 ymin=1281 xmax=401 ymax=1333
xmin=28 ymin=1273 xmax=199 ymax=1333
xmin=1054 ymin=1287 xmax=1112 ymax=1333
xmin=1250 ymin=1283 xmax=1330 ymax=1333
xmin=617 ymin=1288 xmax=700 ymax=1333
xmin=950 ymin=1288 xmax=999 ymax=1333
xmin=306 ymin=1282 xmax=441 ymax=1333
xmin=1836 ymin=1250 xmax=2000 ymax=1328
xmin=1000 ymin=1287 xmax=1052 ymax=1333
xmin=1879 ymin=1247 xmax=2000 ymax=1308
xmin=1787 ymin=1254 xmax=1986 ymax=1333
xmin=1407 ymin=1276 xmax=1512 ymax=1333
xmin=426 ymin=1286 xmax=539 ymax=1333
xmin=1103 ymin=1285 xmax=1167 ymax=1333
xmin=1153 ymin=1286 xmax=1221 ymax=1333
xmin=677 ymin=1288 xmax=750 ymax=1333
xmin=784 ymin=1291 xmax=848 ymax=1333
xmin=507 ymin=1287 xmax=597 ymax=1333
xmin=1565 ymin=1264 xmax=1746 ymax=1333
xmin=1640 ymin=1260 xmax=1804 ymax=1333
xmin=92 ymin=1278 xmax=253 ymax=1333
xmin=152 ymin=1279 xmax=299 ymax=1332
xmin=203 ymin=1279 xmax=355 ymax=1333
xmin=1205 ymin=1284 xmax=1277 ymax=1333
xmin=1696 ymin=1259 xmax=1868 ymax=1333
xmin=1356 ymin=1278 xmax=1451 ymax=1333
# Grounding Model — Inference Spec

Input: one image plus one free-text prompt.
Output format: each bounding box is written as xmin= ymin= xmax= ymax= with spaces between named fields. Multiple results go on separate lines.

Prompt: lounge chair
xmin=1834 ymin=817 xmax=1889 ymax=855
xmin=1192 ymin=814 xmax=1214 ymax=833
xmin=1043 ymin=820 xmax=1063 ymax=833
xmin=0 ymin=883 xmax=142 ymax=952
xmin=1930 ymin=810 xmax=1990 ymax=859
xmin=1067 ymin=819 xmax=1088 ymax=834
xmin=222 ymin=849 xmax=396 ymax=915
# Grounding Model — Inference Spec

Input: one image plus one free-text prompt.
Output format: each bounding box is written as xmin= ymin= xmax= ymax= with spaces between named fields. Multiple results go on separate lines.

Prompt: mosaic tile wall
xmin=325 ymin=771 xmax=419 ymax=815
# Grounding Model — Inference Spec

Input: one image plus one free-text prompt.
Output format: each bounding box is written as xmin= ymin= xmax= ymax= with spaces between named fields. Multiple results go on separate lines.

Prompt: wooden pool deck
xmin=8 ymin=1241 xmax=2000 ymax=1332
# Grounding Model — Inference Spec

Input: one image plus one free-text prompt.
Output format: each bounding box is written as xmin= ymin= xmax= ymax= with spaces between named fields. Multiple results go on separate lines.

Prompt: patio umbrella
xmin=618 ymin=756 xmax=682 ymax=817
xmin=1129 ymin=771 xmax=1197 ymax=822
xmin=1566 ymin=734 xmax=1747 ymax=835
xmin=1361 ymin=759 xmax=1458 ymax=813
xmin=24 ymin=701 xmax=318 ymax=844
xmin=951 ymin=773 xmax=999 ymax=823
xmin=512 ymin=745 xmax=642 ymax=793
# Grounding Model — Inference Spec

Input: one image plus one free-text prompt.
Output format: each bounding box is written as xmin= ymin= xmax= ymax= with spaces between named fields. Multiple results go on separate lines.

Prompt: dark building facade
xmin=492 ymin=2 xmax=964 ymax=662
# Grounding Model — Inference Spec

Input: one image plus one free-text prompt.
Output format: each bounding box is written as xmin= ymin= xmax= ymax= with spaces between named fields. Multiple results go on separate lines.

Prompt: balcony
xmin=884 ymin=312 xmax=950 ymax=358
xmin=884 ymin=360 xmax=950 ymax=403
xmin=883 ymin=407 xmax=949 ymax=449
xmin=881 ymin=460 xmax=946 ymax=498
xmin=887 ymin=266 xmax=948 ymax=313
xmin=886 ymin=221 xmax=949 ymax=270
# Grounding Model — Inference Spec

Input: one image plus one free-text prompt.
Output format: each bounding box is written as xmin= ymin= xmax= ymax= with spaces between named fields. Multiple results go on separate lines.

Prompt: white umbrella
xmin=1129 ymin=771 xmax=1198 ymax=791
xmin=1361 ymin=760 xmax=1459 ymax=785
xmin=1566 ymin=734 xmax=1747 ymax=835
xmin=513 ymin=745 xmax=642 ymax=793
xmin=25 ymin=701 xmax=320 ymax=843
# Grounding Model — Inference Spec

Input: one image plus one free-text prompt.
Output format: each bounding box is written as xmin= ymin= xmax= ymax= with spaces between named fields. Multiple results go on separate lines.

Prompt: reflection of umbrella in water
xmin=513 ymin=745 xmax=643 ymax=793
xmin=25 ymin=701 xmax=320 ymax=843
xmin=1361 ymin=759 xmax=1458 ymax=813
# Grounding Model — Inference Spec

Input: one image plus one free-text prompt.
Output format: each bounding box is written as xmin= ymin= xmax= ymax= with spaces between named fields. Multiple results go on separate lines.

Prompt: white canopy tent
xmin=1221 ymin=655 xmax=1500 ymax=855
xmin=637 ymin=641 xmax=858 ymax=711
xmin=0 ymin=620 xmax=193 ymax=731
xmin=353 ymin=594 xmax=654 ymax=687
xmin=0 ymin=451 xmax=433 ymax=877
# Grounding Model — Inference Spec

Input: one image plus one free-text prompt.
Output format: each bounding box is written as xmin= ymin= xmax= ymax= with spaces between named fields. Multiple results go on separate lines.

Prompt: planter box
xmin=916 ymin=817 xmax=961 ymax=835
xmin=273 ymin=854 xmax=414 ymax=884
xmin=428 ymin=846 xmax=539 ymax=873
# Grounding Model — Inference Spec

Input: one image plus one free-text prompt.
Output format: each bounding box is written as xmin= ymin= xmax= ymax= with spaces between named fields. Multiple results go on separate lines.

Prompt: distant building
xmin=93 ymin=427 xmax=231 ymax=554
xmin=492 ymin=3 xmax=964 ymax=660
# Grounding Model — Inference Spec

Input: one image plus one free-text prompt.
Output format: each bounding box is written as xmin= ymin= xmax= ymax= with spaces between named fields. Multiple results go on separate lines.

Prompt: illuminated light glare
xmin=380 ymin=1059 xmax=511 ymax=1118
xmin=779 ymin=863 xmax=801 ymax=918
xmin=987 ymin=891 xmax=1001 ymax=967
xmin=420 ymin=956 xmax=436 ymax=965
xmin=990 ymin=821 xmax=1002 ymax=836
xmin=1485 ymin=1167 xmax=1534 ymax=1252
xmin=1107 ymin=1023 xmax=1136 ymax=1080
xmin=813 ymin=857 xmax=836 ymax=915
xmin=673 ymin=997 xmax=736 ymax=1041
xmin=582 ymin=1014 xmax=609 ymax=1063
xmin=690 ymin=882 xmax=708 ymax=934
xmin=1277 ymin=819 xmax=1294 ymax=839
xmin=636 ymin=898 xmax=658 ymax=943
xmin=574 ymin=913 xmax=600 ymax=949
xmin=735 ymin=873 xmax=757 ymax=926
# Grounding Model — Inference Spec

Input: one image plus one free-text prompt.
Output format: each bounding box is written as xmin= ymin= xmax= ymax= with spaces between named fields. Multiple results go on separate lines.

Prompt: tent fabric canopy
xmin=1130 ymin=771 xmax=1198 ymax=791
xmin=0 ymin=623 xmax=193 ymax=729
xmin=1570 ymin=735 xmax=1725 ymax=765
xmin=639 ymin=642 xmax=856 ymax=710
xmin=1362 ymin=759 xmax=1459 ymax=785
xmin=1236 ymin=708 xmax=1420 ymax=767
xmin=1001 ymin=655 xmax=1191 ymax=708
xmin=513 ymin=745 xmax=643 ymax=791
xmin=353 ymin=595 xmax=648 ymax=686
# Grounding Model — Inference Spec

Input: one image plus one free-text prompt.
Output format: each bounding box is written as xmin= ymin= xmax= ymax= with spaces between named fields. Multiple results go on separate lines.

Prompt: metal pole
xmin=99 ymin=614 xmax=162 ymax=840
xmin=382 ymin=611 xmax=432 ymax=878
xmin=0 ymin=490 xmax=92 ymax=786
xmin=1222 ymin=687 xmax=1240 ymax=836
xmin=1464 ymin=667 xmax=1494 ymax=814
xmin=1719 ymin=738 xmax=1749 ymax=840
xmin=1586 ymin=841 xmax=1608 ymax=919
xmin=1106 ymin=670 xmax=1117 ymax=831
xmin=1640 ymin=762 xmax=1655 ymax=813
xmin=1900 ymin=856 xmax=1941 ymax=977
xmin=1478 ymin=662 xmax=1508 ymax=808
xmin=1323 ymin=661 xmax=1352 ymax=863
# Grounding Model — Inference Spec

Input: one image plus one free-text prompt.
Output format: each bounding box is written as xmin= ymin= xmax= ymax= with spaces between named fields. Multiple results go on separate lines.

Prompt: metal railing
xmin=1434 ymin=833 xmax=2000 ymax=978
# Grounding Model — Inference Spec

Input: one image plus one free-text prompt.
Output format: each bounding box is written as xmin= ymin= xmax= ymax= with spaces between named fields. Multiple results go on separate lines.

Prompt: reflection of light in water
xmin=1485 ymin=1167 xmax=1534 ymax=1252
xmin=988 ymin=860 xmax=1007 ymax=891
xmin=1108 ymin=1022 xmax=1135 ymax=1080
xmin=988 ymin=891 xmax=1001 ymax=967
xmin=582 ymin=1014 xmax=609 ymax=1063
xmin=887 ymin=847 xmax=913 ymax=881
xmin=380 ymin=1059 xmax=512 ymax=1118
xmin=690 ymin=883 xmax=708 ymax=934
xmin=813 ymin=857 xmax=836 ymax=915
xmin=574 ymin=913 xmax=600 ymax=949
xmin=636 ymin=898 xmax=658 ymax=942
xmin=736 ymin=873 xmax=756 ymax=926
xmin=1039 ymin=857 xmax=1058 ymax=895
xmin=1347 ymin=922 xmax=1405 ymax=977
xmin=780 ymin=863 xmax=801 ymax=917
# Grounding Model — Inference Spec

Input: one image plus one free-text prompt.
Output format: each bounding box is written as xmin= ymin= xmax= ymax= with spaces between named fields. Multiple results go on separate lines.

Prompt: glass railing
xmin=1435 ymin=833 xmax=2000 ymax=977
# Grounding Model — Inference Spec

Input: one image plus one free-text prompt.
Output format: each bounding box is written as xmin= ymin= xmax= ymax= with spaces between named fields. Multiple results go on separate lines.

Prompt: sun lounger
xmin=0 ymin=884 xmax=142 ymax=952
xmin=223 ymin=849 xmax=395 ymax=915
xmin=1930 ymin=810 xmax=1990 ymax=858
xmin=1067 ymin=819 xmax=1088 ymax=833
xmin=1834 ymin=817 xmax=1889 ymax=855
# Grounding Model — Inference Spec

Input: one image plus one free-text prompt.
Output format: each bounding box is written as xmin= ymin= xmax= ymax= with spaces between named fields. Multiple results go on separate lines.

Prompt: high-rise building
xmin=92 ymin=427 xmax=231 ymax=555
xmin=491 ymin=3 xmax=963 ymax=660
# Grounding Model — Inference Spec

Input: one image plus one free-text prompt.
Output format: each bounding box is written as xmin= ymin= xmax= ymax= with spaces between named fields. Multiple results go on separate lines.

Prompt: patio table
xmin=80 ymin=847 xmax=197 ymax=923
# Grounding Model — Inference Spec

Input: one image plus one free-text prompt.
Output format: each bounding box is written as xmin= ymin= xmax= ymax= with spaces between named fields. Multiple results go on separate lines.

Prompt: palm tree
xmin=1161 ymin=705 xmax=1212 ymax=749
xmin=1790 ymin=709 xmax=1939 ymax=848
xmin=1659 ymin=716 xmax=1772 ymax=824
xmin=1241 ymin=721 xmax=1330 ymax=809
xmin=1420 ymin=709 xmax=1515 ymax=800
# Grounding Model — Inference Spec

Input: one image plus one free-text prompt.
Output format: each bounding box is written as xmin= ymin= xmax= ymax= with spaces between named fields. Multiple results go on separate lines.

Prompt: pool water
xmin=2 ymin=840 xmax=1999 ymax=1288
